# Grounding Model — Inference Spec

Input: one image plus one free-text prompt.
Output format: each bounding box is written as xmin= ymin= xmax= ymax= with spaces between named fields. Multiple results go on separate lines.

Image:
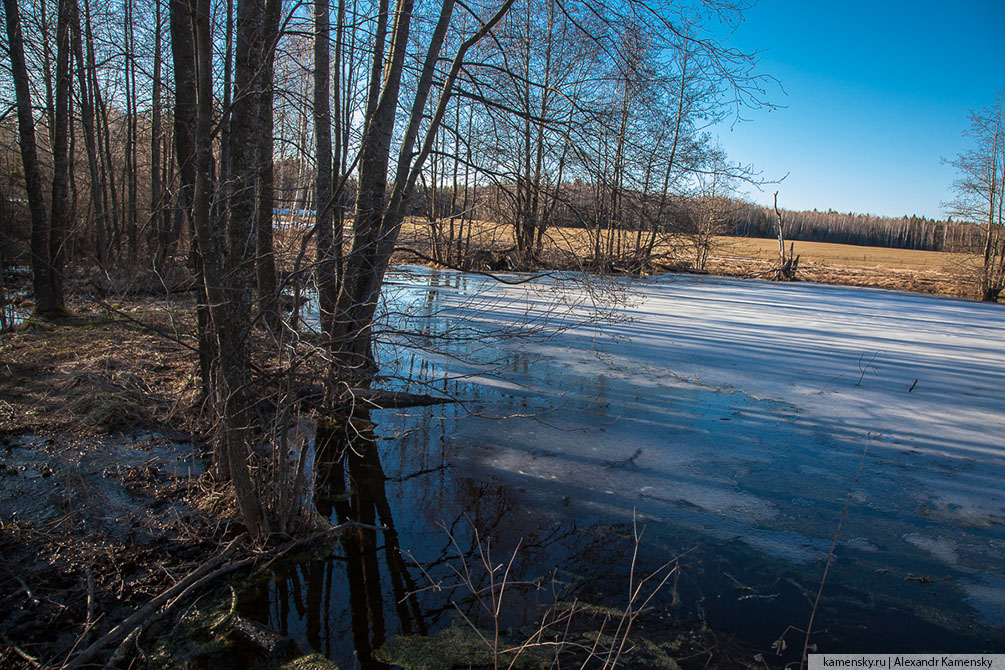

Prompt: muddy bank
xmin=0 ymin=301 xmax=224 ymax=667
xmin=0 ymin=429 xmax=219 ymax=666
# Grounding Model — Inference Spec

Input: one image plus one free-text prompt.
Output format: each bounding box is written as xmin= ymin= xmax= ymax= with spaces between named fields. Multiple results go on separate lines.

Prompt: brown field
xmin=713 ymin=236 xmax=967 ymax=271
xmin=708 ymin=236 xmax=980 ymax=298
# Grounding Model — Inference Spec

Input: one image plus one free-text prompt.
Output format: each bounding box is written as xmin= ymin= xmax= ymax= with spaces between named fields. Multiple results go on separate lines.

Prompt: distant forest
xmin=402 ymin=182 xmax=980 ymax=254
xmin=726 ymin=202 xmax=981 ymax=252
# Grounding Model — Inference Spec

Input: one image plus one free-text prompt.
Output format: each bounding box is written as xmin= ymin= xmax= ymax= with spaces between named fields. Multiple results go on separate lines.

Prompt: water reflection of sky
xmin=1 ymin=268 xmax=31 ymax=330
xmin=247 ymin=269 xmax=1005 ymax=667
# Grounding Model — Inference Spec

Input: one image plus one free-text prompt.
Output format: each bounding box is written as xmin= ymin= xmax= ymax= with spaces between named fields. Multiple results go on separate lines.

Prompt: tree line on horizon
xmin=727 ymin=201 xmax=982 ymax=252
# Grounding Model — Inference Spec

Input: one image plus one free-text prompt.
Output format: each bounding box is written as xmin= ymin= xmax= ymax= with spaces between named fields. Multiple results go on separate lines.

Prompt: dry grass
xmin=277 ymin=216 xmax=981 ymax=300
xmin=709 ymin=237 xmax=980 ymax=298
xmin=713 ymin=236 xmax=971 ymax=273
xmin=394 ymin=218 xmax=982 ymax=298
xmin=0 ymin=297 xmax=202 ymax=436
xmin=0 ymin=297 xmax=234 ymax=670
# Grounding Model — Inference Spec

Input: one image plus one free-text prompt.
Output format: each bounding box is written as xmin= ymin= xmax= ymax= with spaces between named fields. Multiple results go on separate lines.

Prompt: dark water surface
xmin=239 ymin=268 xmax=1005 ymax=668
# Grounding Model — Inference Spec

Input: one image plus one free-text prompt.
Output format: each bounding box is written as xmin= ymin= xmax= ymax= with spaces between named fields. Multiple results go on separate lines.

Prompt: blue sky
xmin=712 ymin=0 xmax=1005 ymax=219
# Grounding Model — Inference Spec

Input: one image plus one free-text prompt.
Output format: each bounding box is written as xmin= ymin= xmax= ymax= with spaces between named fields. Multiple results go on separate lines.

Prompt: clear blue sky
xmin=713 ymin=0 xmax=1005 ymax=220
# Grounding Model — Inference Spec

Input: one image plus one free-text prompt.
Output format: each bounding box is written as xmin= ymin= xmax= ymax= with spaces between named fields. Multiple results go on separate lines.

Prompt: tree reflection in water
xmin=239 ymin=412 xmax=416 ymax=668
xmin=239 ymin=407 xmax=646 ymax=669
xmin=317 ymin=414 xmax=426 ymax=667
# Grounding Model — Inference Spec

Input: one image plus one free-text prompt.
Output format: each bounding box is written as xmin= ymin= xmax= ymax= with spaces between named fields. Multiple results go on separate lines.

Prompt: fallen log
xmin=289 ymin=382 xmax=455 ymax=412
xmin=344 ymin=388 xmax=455 ymax=410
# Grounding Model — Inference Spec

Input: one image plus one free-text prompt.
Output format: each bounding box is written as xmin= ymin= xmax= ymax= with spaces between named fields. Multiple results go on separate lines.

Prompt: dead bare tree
xmin=772 ymin=191 xmax=798 ymax=280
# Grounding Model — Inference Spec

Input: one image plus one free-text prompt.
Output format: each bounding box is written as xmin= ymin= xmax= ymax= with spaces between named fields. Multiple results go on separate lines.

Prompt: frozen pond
xmin=247 ymin=270 xmax=1005 ymax=665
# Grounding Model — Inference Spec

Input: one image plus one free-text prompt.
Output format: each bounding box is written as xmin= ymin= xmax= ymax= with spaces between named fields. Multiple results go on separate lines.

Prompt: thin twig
xmin=800 ymin=434 xmax=872 ymax=668
xmin=85 ymin=568 xmax=95 ymax=629
xmin=855 ymin=351 xmax=881 ymax=386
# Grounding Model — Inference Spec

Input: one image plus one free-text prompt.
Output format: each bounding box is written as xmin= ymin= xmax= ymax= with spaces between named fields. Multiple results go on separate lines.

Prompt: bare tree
xmin=315 ymin=0 xmax=336 ymax=337
xmin=331 ymin=0 xmax=518 ymax=374
xmin=3 ymin=0 xmax=66 ymax=316
xmin=946 ymin=92 xmax=1005 ymax=302
xmin=256 ymin=0 xmax=282 ymax=329
xmin=684 ymin=151 xmax=733 ymax=271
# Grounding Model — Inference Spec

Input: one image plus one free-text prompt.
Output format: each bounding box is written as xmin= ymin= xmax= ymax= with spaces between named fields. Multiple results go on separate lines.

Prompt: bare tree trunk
xmin=774 ymin=191 xmax=786 ymax=264
xmin=449 ymin=97 xmax=461 ymax=264
xmin=256 ymin=0 xmax=281 ymax=330
xmin=315 ymin=0 xmax=336 ymax=337
xmin=211 ymin=0 xmax=233 ymax=273
xmin=227 ymin=0 xmax=263 ymax=330
xmin=151 ymin=0 xmax=166 ymax=267
xmin=170 ymin=0 xmax=214 ymax=402
xmin=92 ymin=55 xmax=121 ymax=263
xmin=645 ymin=51 xmax=689 ymax=262
xmin=67 ymin=88 xmax=78 ymax=262
xmin=531 ymin=5 xmax=556 ymax=256
xmin=334 ymin=0 xmax=515 ymax=373
xmin=772 ymin=192 xmax=798 ymax=280
xmin=3 ymin=0 xmax=62 ymax=316
xmin=49 ymin=0 xmax=72 ymax=308
xmin=332 ymin=0 xmax=417 ymax=371
xmin=332 ymin=0 xmax=347 ymax=292
xmin=980 ymin=119 xmax=1001 ymax=301
xmin=123 ymin=0 xmax=138 ymax=267
xmin=71 ymin=0 xmax=106 ymax=268
xmin=40 ymin=0 xmax=57 ymax=149
xmin=363 ymin=0 xmax=389 ymax=122
xmin=215 ymin=0 xmax=266 ymax=534
xmin=172 ymin=0 xmax=266 ymax=535
xmin=82 ymin=0 xmax=114 ymax=264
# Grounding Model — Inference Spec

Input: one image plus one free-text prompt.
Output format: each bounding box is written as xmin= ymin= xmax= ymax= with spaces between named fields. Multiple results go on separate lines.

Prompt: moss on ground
xmin=376 ymin=619 xmax=686 ymax=670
